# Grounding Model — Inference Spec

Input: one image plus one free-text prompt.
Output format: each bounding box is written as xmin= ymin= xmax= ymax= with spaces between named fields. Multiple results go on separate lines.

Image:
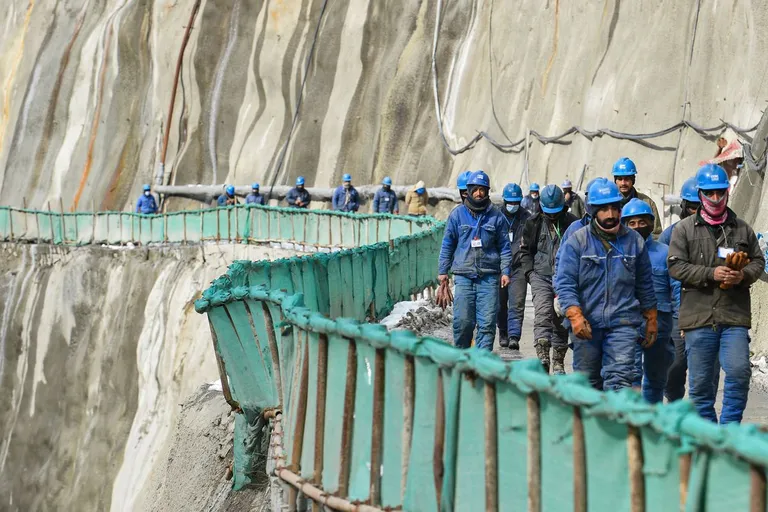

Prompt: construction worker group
xmin=438 ymin=157 xmax=764 ymax=425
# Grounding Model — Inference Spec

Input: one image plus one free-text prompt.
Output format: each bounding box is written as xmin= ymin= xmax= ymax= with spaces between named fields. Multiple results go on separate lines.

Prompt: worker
xmin=497 ymin=183 xmax=531 ymax=350
xmin=245 ymin=183 xmax=265 ymax=205
xmin=660 ymin=177 xmax=699 ymax=401
xmin=562 ymin=179 xmax=586 ymax=219
xmin=701 ymin=138 xmax=743 ymax=186
xmin=621 ymin=198 xmax=674 ymax=403
xmin=520 ymin=185 xmax=577 ymax=374
xmin=438 ymin=170 xmax=512 ymax=350
xmin=457 ymin=171 xmax=472 ymax=202
xmin=668 ymin=164 xmax=765 ymax=424
xmin=372 ymin=177 xmax=398 ymax=214
xmin=406 ymin=180 xmax=429 ymax=216
xmin=612 ymin=157 xmax=662 ymax=236
xmin=136 ymin=184 xmax=158 ymax=214
xmin=286 ymin=176 xmax=311 ymax=209
xmin=332 ymin=173 xmax=360 ymax=212
xmin=217 ymin=185 xmax=238 ymax=206
xmin=555 ymin=178 xmax=657 ymax=391
xmin=521 ymin=183 xmax=541 ymax=215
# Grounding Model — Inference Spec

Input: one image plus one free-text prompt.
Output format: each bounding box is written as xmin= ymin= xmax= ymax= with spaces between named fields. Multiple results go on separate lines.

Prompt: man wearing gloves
xmin=372 ymin=177 xmax=398 ymax=214
xmin=438 ymin=170 xmax=512 ymax=351
xmin=555 ymin=178 xmax=658 ymax=390
xmin=286 ymin=177 xmax=311 ymax=208
xmin=520 ymin=184 xmax=577 ymax=374
xmin=332 ymin=174 xmax=360 ymax=212
xmin=668 ymin=164 xmax=765 ymax=424
xmin=621 ymin=199 xmax=674 ymax=403
xmin=497 ymin=183 xmax=531 ymax=350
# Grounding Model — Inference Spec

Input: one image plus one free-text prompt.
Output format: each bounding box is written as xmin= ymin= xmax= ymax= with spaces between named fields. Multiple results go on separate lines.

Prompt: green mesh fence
xmin=195 ymin=207 xmax=768 ymax=511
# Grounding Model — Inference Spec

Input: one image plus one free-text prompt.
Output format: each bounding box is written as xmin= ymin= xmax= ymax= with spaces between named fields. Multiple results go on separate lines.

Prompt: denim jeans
xmin=571 ymin=325 xmax=640 ymax=391
xmin=453 ymin=274 xmax=500 ymax=351
xmin=496 ymin=266 xmax=526 ymax=340
xmin=686 ymin=325 xmax=751 ymax=424
xmin=634 ymin=312 xmax=674 ymax=403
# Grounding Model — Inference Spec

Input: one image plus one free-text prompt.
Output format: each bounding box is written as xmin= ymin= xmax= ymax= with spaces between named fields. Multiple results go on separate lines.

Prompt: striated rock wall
xmin=1 ymin=0 xmax=767 ymax=214
xmin=0 ymin=243 xmax=298 ymax=511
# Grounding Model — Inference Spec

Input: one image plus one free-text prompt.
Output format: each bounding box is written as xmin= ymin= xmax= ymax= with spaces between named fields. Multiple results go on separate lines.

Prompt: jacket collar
xmin=694 ymin=207 xmax=737 ymax=227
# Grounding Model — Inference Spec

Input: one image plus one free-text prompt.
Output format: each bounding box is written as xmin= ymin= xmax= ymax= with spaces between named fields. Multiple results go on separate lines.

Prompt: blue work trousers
xmin=633 ymin=312 xmax=674 ymax=403
xmin=453 ymin=274 xmax=500 ymax=351
xmin=496 ymin=266 xmax=526 ymax=340
xmin=686 ymin=325 xmax=751 ymax=424
xmin=571 ymin=325 xmax=640 ymax=391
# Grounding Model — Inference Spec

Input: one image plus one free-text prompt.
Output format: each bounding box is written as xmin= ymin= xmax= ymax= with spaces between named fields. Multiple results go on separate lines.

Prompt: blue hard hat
xmin=467 ymin=170 xmax=490 ymax=188
xmin=296 ymin=176 xmax=305 ymax=186
xmin=583 ymin=178 xmax=602 ymax=197
xmin=680 ymin=177 xmax=700 ymax=202
xmin=226 ymin=185 xmax=235 ymax=195
xmin=143 ymin=184 xmax=151 ymax=191
xmin=695 ymin=164 xmax=729 ymax=191
xmin=587 ymin=178 xmax=623 ymax=206
xmin=540 ymin=185 xmax=565 ymax=214
xmin=457 ymin=171 xmax=472 ymax=190
xmin=621 ymin=198 xmax=655 ymax=220
xmin=529 ymin=183 xmax=540 ymax=192
xmin=502 ymin=183 xmax=523 ymax=202
xmin=561 ymin=179 xmax=573 ymax=189
xmin=252 ymin=182 xmax=260 ymax=190
xmin=342 ymin=173 xmax=352 ymax=182
xmin=612 ymin=157 xmax=637 ymax=177
xmin=382 ymin=177 xmax=392 ymax=186
xmin=416 ymin=187 xmax=425 ymax=194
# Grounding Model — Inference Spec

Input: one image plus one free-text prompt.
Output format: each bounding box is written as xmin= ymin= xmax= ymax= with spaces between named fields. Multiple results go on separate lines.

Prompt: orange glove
xmin=721 ymin=251 xmax=750 ymax=289
xmin=566 ymin=306 xmax=592 ymax=340
xmin=641 ymin=308 xmax=658 ymax=348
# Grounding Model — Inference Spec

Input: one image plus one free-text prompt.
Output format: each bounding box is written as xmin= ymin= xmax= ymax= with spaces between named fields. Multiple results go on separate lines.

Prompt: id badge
xmin=471 ymin=238 xmax=483 ymax=248
xmin=508 ymin=232 xmax=514 ymax=242
xmin=718 ymin=247 xmax=734 ymax=258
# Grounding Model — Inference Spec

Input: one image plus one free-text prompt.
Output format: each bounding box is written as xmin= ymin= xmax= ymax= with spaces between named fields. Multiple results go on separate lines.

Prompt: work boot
xmin=552 ymin=346 xmax=568 ymax=375
xmin=508 ymin=338 xmax=520 ymax=351
xmin=499 ymin=335 xmax=509 ymax=348
xmin=535 ymin=339 xmax=551 ymax=374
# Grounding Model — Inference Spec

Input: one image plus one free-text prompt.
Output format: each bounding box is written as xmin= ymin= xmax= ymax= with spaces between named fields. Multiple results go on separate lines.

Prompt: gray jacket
xmin=667 ymin=209 xmax=764 ymax=330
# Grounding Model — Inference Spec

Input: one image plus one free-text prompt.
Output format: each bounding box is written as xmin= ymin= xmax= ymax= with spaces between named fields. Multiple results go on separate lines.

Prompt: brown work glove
xmin=641 ymin=308 xmax=658 ymax=348
xmin=566 ymin=306 xmax=592 ymax=340
xmin=720 ymin=251 xmax=750 ymax=289
xmin=435 ymin=277 xmax=454 ymax=310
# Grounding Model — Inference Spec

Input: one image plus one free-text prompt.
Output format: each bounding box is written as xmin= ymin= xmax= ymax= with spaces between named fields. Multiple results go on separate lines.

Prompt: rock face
xmin=0 ymin=243 xmax=298 ymax=511
xmin=1 ymin=0 xmax=767 ymax=214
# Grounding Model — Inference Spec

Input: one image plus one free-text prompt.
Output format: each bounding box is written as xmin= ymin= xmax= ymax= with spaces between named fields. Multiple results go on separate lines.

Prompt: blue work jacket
xmin=332 ymin=186 xmax=360 ymax=212
xmin=246 ymin=193 xmax=265 ymax=205
xmin=438 ymin=204 xmax=512 ymax=278
xmin=555 ymin=224 xmax=657 ymax=329
xmin=553 ymin=214 xmax=590 ymax=276
xmin=646 ymin=238 xmax=673 ymax=314
xmin=286 ymin=187 xmax=311 ymax=208
xmin=136 ymin=194 xmax=158 ymax=214
xmin=372 ymin=188 xmax=398 ymax=213
xmin=659 ymin=222 xmax=681 ymax=316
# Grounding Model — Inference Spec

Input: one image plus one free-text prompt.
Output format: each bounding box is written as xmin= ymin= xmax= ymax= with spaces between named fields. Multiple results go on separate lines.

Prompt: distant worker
xmin=520 ymin=185 xmax=577 ymax=374
xmin=136 ymin=184 xmax=158 ymax=214
xmin=217 ymin=185 xmax=238 ymax=206
xmin=668 ymin=164 xmax=765 ymax=424
xmin=701 ymin=137 xmax=743 ymax=186
xmin=562 ymin=178 xmax=586 ymax=219
xmin=332 ymin=173 xmax=360 ymax=212
xmin=438 ymin=170 xmax=512 ymax=351
xmin=372 ymin=177 xmax=398 ymax=214
xmin=621 ymin=198 xmax=674 ymax=403
xmin=521 ymin=183 xmax=541 ymax=215
xmin=612 ymin=157 xmax=662 ymax=236
xmin=555 ymin=178 xmax=657 ymax=391
xmin=456 ymin=170 xmax=472 ymax=202
xmin=497 ymin=183 xmax=531 ymax=350
xmin=661 ymin=177 xmax=699 ymax=401
xmin=406 ymin=180 xmax=429 ymax=216
xmin=245 ymin=183 xmax=265 ymax=205
xmin=286 ymin=176 xmax=311 ymax=209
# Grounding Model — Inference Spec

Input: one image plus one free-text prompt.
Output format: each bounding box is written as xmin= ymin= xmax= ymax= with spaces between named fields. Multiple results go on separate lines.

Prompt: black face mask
xmin=633 ymin=225 xmax=653 ymax=240
xmin=680 ymin=200 xmax=698 ymax=219
xmin=465 ymin=188 xmax=490 ymax=212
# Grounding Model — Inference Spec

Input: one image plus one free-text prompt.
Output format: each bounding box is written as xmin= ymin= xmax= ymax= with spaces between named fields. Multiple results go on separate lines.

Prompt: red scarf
xmin=699 ymin=190 xmax=729 ymax=225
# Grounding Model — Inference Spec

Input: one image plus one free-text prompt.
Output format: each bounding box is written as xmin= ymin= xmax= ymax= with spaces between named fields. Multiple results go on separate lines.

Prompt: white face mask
xmin=144 ymin=191 xmax=150 ymax=196
xmin=506 ymin=204 xmax=520 ymax=214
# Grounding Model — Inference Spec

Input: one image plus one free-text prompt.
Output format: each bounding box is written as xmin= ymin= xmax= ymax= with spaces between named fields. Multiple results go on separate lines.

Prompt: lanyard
xmin=462 ymin=206 xmax=486 ymax=239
